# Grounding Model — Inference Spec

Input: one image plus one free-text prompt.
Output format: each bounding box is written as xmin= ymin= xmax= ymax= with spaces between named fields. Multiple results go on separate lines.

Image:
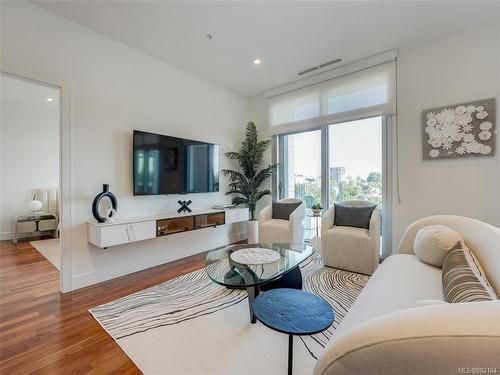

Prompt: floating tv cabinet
xmin=87 ymin=208 xmax=249 ymax=249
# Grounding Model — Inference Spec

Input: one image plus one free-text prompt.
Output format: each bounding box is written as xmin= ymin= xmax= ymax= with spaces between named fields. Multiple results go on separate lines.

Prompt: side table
xmin=306 ymin=213 xmax=321 ymax=237
xmin=253 ymin=288 xmax=334 ymax=375
xmin=12 ymin=212 xmax=58 ymax=244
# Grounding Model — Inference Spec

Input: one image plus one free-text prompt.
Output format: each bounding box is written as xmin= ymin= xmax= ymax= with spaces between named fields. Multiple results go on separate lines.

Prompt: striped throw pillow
xmin=442 ymin=242 xmax=497 ymax=303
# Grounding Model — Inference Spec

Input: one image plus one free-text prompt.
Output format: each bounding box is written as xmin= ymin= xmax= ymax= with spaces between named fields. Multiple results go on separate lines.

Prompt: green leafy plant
xmin=311 ymin=203 xmax=323 ymax=210
xmin=222 ymin=122 xmax=278 ymax=220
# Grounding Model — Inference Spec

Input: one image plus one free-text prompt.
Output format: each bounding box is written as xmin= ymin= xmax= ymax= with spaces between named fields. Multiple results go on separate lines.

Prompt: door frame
xmin=1 ymin=64 xmax=73 ymax=293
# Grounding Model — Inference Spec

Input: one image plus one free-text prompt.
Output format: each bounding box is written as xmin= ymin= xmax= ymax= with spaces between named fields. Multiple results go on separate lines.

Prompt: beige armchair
xmin=321 ymin=200 xmax=380 ymax=275
xmin=258 ymin=198 xmax=306 ymax=244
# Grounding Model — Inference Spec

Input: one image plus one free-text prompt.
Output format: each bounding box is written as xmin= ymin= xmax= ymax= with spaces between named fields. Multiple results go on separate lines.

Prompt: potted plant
xmin=311 ymin=203 xmax=323 ymax=216
xmin=222 ymin=122 xmax=278 ymax=244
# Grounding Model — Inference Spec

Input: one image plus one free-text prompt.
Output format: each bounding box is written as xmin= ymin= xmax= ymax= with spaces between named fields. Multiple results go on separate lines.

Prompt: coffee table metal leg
xmin=247 ymin=285 xmax=260 ymax=324
xmin=288 ymin=335 xmax=293 ymax=375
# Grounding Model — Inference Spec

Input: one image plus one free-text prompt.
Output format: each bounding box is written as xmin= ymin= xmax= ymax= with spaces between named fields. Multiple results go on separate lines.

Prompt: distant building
xmin=330 ymin=166 xmax=345 ymax=182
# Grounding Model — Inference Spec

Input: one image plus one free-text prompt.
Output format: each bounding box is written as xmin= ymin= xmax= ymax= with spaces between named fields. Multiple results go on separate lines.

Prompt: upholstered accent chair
xmin=258 ymin=198 xmax=306 ymax=244
xmin=321 ymin=200 xmax=380 ymax=275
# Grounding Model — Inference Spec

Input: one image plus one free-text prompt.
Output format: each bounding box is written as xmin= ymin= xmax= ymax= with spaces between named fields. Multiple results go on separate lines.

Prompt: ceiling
xmin=33 ymin=1 xmax=500 ymax=98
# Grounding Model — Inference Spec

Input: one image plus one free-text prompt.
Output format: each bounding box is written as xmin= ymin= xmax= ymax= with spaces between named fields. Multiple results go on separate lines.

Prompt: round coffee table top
xmin=252 ymin=288 xmax=334 ymax=335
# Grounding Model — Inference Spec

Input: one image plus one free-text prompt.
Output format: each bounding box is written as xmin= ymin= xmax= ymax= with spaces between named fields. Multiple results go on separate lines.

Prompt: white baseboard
xmin=0 ymin=232 xmax=12 ymax=241
xmin=71 ymin=232 xmax=247 ymax=291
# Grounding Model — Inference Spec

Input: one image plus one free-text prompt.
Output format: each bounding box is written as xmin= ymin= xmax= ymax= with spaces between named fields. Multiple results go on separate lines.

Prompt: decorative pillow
xmin=272 ymin=202 xmax=301 ymax=220
xmin=414 ymin=225 xmax=462 ymax=267
xmin=442 ymin=242 xmax=497 ymax=303
xmin=333 ymin=204 xmax=376 ymax=229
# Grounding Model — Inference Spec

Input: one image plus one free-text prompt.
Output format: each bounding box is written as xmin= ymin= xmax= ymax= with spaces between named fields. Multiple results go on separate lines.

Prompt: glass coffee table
xmin=205 ymin=243 xmax=315 ymax=324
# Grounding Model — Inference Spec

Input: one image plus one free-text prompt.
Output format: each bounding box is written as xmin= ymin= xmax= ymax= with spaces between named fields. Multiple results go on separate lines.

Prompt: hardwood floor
xmin=0 ymin=239 xmax=210 ymax=374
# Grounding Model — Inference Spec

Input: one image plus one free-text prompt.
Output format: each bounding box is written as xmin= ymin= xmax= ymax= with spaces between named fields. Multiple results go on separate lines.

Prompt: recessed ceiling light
xmin=46 ymin=97 xmax=54 ymax=102
xmin=253 ymin=58 xmax=261 ymax=65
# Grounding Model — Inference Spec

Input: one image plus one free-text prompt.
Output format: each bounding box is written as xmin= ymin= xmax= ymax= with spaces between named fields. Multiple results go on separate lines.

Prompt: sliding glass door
xmin=277 ymin=116 xmax=388 ymax=253
xmin=281 ymin=129 xmax=322 ymax=241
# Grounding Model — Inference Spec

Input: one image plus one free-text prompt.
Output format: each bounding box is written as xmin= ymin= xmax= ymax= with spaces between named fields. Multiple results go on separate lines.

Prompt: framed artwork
xmin=422 ymin=98 xmax=496 ymax=160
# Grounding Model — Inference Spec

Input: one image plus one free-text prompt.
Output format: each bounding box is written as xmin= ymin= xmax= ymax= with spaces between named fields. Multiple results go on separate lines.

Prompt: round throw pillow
xmin=414 ymin=225 xmax=462 ymax=267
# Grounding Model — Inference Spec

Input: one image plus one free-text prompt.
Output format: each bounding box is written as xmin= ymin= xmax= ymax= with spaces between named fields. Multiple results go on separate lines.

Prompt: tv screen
xmin=133 ymin=130 xmax=219 ymax=195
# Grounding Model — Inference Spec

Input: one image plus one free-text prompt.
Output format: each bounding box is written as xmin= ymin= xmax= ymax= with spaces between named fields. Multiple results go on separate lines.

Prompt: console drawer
xmin=38 ymin=219 xmax=57 ymax=231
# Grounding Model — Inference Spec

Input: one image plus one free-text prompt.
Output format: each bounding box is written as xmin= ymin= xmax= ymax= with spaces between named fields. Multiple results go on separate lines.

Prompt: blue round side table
xmin=253 ymin=288 xmax=334 ymax=375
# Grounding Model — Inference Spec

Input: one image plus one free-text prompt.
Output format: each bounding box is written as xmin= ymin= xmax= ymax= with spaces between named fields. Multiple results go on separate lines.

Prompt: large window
xmin=283 ymin=130 xmax=322 ymax=207
xmin=269 ymin=57 xmax=396 ymax=255
xmin=277 ymin=116 xmax=389 ymax=254
xmin=328 ymin=117 xmax=382 ymax=206
xmin=282 ymin=130 xmax=322 ymax=241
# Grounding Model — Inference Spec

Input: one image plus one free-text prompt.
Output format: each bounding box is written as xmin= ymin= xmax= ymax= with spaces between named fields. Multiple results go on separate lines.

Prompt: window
xmin=328 ymin=117 xmax=382 ymax=206
xmin=276 ymin=116 xmax=390 ymax=255
xmin=269 ymin=57 xmax=396 ymax=255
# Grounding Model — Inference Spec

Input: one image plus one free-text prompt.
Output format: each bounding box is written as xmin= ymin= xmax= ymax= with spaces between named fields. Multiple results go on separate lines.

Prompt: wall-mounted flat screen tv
xmin=133 ymin=130 xmax=219 ymax=195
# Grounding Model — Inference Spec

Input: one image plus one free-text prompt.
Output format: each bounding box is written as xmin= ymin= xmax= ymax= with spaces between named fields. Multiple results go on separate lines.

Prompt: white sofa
xmin=258 ymin=198 xmax=306 ymax=244
xmin=322 ymin=200 xmax=380 ymax=275
xmin=314 ymin=215 xmax=500 ymax=375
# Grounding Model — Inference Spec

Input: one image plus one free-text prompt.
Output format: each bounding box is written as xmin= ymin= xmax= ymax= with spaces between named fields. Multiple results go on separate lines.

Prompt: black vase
xmin=92 ymin=184 xmax=118 ymax=223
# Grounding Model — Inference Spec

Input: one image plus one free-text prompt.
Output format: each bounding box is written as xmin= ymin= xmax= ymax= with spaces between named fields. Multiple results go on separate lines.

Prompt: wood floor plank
xmin=0 ymin=238 xmax=215 ymax=374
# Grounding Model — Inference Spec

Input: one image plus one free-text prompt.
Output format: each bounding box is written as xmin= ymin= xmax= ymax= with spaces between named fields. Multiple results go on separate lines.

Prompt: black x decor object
xmin=177 ymin=200 xmax=193 ymax=214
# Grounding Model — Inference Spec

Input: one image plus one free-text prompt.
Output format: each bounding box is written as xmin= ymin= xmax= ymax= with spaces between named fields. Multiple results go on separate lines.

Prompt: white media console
xmin=87 ymin=207 xmax=249 ymax=248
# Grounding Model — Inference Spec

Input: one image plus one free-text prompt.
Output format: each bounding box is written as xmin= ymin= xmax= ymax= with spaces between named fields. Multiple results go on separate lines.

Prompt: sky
xmin=288 ymin=116 xmax=382 ymax=179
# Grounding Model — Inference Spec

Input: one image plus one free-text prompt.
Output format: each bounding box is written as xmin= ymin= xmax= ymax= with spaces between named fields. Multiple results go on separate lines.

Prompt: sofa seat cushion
xmin=259 ymin=219 xmax=291 ymax=243
xmin=335 ymin=254 xmax=443 ymax=337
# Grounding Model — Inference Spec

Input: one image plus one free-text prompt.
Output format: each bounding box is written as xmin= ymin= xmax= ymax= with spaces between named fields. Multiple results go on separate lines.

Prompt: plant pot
xmin=312 ymin=209 xmax=322 ymax=216
xmin=247 ymin=220 xmax=259 ymax=244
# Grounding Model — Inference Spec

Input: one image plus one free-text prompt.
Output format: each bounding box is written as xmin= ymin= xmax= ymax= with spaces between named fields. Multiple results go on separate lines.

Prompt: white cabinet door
xmin=127 ymin=221 xmax=156 ymax=242
xmin=225 ymin=209 xmax=237 ymax=224
xmin=100 ymin=225 xmax=130 ymax=247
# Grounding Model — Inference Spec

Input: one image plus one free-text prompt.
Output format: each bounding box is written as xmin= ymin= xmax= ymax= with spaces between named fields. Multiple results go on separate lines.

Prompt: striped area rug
xmin=90 ymin=252 xmax=369 ymax=374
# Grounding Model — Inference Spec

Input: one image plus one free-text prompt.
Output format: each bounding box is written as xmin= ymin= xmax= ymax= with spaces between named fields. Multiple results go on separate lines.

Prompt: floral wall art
xmin=422 ymin=98 xmax=496 ymax=160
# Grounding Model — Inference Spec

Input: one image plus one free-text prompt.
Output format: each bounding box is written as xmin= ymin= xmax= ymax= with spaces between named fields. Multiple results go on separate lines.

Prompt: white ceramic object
xmin=247 ymin=220 xmax=258 ymax=244
xmin=230 ymin=247 xmax=280 ymax=265
xmin=105 ymin=208 xmax=117 ymax=222
xmin=28 ymin=200 xmax=43 ymax=212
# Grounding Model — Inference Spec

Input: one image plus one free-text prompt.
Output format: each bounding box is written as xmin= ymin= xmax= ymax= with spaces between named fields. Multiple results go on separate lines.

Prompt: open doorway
xmin=0 ymin=74 xmax=61 ymax=274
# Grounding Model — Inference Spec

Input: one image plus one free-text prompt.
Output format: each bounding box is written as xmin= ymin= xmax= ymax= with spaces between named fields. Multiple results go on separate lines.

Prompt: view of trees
xmin=295 ymin=172 xmax=382 ymax=208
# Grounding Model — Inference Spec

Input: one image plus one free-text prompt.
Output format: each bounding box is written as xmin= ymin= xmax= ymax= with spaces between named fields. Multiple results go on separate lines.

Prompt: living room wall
xmin=250 ymin=24 xmax=500 ymax=253
xmin=394 ymin=24 xmax=500 ymax=251
xmin=1 ymin=1 xmax=249 ymax=291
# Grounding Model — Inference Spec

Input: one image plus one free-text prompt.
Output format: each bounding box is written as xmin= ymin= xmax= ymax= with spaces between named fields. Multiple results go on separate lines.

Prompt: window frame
xmin=272 ymin=115 xmax=393 ymax=257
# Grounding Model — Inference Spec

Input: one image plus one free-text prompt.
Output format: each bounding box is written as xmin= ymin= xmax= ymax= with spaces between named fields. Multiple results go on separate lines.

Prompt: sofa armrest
xmin=258 ymin=204 xmax=273 ymax=225
xmin=314 ymin=301 xmax=500 ymax=375
xmin=321 ymin=207 xmax=335 ymax=238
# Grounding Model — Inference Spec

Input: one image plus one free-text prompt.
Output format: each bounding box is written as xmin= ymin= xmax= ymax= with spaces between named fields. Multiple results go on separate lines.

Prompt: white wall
xmin=0 ymin=75 xmax=60 ymax=239
xmin=394 ymin=24 xmax=500 ymax=250
xmin=1 ymin=1 xmax=249 ymax=290
xmin=249 ymin=24 xmax=500 ymax=252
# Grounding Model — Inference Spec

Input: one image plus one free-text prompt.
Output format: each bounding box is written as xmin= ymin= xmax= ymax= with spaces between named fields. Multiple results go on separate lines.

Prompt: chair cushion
xmin=328 ymin=226 xmax=370 ymax=240
xmin=272 ymin=202 xmax=301 ymax=220
xmin=442 ymin=242 xmax=497 ymax=303
xmin=414 ymin=225 xmax=462 ymax=267
xmin=259 ymin=219 xmax=292 ymax=243
xmin=334 ymin=204 xmax=375 ymax=229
